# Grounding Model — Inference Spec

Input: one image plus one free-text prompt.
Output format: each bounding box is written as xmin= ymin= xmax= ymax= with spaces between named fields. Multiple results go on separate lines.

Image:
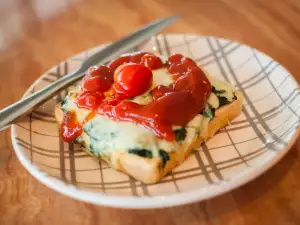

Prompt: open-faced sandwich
xmin=55 ymin=52 xmax=243 ymax=184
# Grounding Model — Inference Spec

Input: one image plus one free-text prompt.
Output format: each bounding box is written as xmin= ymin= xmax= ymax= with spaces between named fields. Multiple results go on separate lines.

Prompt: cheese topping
xmin=206 ymin=74 xmax=235 ymax=101
xmin=61 ymin=65 xmax=236 ymax=157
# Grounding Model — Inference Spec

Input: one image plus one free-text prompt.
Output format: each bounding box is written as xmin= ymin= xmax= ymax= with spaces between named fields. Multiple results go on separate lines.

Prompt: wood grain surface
xmin=0 ymin=0 xmax=300 ymax=224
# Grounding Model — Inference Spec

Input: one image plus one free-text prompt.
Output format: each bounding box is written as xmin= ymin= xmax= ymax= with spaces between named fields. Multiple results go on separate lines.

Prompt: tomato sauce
xmin=61 ymin=52 xmax=211 ymax=142
xmin=60 ymin=112 xmax=83 ymax=142
xmin=108 ymin=52 xmax=164 ymax=72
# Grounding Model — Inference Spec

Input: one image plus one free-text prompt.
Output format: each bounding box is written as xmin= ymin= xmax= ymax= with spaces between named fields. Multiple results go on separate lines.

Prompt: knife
xmin=0 ymin=16 xmax=179 ymax=131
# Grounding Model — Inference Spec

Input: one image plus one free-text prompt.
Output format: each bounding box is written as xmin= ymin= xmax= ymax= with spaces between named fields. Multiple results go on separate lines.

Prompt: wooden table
xmin=0 ymin=0 xmax=300 ymax=224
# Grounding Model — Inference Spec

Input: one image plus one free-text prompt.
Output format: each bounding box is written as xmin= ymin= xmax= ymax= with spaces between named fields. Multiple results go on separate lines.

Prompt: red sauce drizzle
xmin=60 ymin=52 xmax=211 ymax=142
xmin=60 ymin=112 xmax=83 ymax=142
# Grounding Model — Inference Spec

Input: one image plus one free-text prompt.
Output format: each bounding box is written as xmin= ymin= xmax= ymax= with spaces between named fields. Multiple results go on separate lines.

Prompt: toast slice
xmin=55 ymin=82 xmax=243 ymax=184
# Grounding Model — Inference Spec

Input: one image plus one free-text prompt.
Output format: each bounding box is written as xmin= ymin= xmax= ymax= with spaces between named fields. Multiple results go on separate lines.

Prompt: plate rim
xmin=11 ymin=34 xmax=300 ymax=209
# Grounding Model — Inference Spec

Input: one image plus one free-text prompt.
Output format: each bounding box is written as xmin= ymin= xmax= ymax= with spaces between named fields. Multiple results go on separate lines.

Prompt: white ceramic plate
xmin=11 ymin=34 xmax=300 ymax=209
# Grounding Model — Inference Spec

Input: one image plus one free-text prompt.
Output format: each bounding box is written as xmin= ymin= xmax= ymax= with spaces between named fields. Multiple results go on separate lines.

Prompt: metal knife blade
xmin=0 ymin=15 xmax=179 ymax=131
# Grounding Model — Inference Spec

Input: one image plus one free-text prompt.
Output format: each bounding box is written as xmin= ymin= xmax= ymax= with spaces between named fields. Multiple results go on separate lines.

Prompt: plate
xmin=11 ymin=34 xmax=300 ymax=209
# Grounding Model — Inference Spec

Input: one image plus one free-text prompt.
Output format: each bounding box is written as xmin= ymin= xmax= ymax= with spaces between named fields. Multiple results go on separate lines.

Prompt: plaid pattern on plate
xmin=11 ymin=34 xmax=300 ymax=207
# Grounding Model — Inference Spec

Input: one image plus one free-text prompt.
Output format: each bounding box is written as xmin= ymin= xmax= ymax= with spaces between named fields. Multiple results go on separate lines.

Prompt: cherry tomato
xmin=113 ymin=63 xmax=153 ymax=98
xmin=141 ymin=54 xmax=163 ymax=69
xmin=83 ymin=65 xmax=113 ymax=92
xmin=75 ymin=92 xmax=104 ymax=110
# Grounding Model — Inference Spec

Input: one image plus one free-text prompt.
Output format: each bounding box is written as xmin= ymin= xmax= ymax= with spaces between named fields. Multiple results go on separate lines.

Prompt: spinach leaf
xmin=60 ymin=98 xmax=67 ymax=106
xmin=110 ymin=131 xmax=119 ymax=138
xmin=233 ymin=93 xmax=237 ymax=100
xmin=212 ymin=86 xmax=226 ymax=94
xmin=218 ymin=96 xmax=231 ymax=107
xmin=173 ymin=128 xmax=187 ymax=142
xmin=203 ymin=108 xmax=215 ymax=120
xmin=128 ymin=149 xmax=153 ymax=158
xmin=88 ymin=144 xmax=97 ymax=156
xmin=159 ymin=150 xmax=170 ymax=168
xmin=149 ymin=89 xmax=154 ymax=96
xmin=61 ymin=99 xmax=68 ymax=113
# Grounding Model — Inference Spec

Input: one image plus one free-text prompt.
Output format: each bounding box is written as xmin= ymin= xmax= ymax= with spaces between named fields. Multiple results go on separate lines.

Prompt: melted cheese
xmin=206 ymin=74 xmax=235 ymax=101
xmin=207 ymin=93 xmax=219 ymax=109
xmin=62 ymin=98 xmax=90 ymax=122
xmin=83 ymin=116 xmax=161 ymax=156
xmin=152 ymin=68 xmax=173 ymax=87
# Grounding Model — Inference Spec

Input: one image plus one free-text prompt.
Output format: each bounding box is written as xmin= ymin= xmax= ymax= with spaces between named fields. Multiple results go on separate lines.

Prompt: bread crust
xmin=55 ymin=92 xmax=243 ymax=184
